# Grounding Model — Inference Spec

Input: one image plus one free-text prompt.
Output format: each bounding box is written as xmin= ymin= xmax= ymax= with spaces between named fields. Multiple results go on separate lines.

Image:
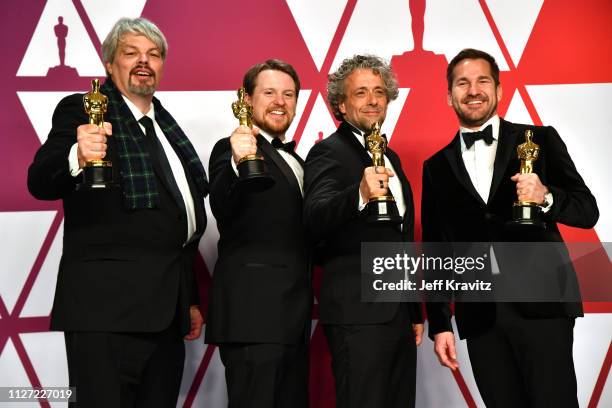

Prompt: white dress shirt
xmin=459 ymin=115 xmax=500 ymax=204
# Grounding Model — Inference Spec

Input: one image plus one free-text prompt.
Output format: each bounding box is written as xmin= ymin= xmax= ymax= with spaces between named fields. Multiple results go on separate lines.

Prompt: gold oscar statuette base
xmin=366 ymin=195 xmax=403 ymax=224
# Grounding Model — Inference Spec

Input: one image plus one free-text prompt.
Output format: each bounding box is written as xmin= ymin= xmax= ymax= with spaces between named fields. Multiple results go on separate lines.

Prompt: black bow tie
xmin=462 ymin=124 xmax=494 ymax=149
xmin=271 ymin=137 xmax=296 ymax=152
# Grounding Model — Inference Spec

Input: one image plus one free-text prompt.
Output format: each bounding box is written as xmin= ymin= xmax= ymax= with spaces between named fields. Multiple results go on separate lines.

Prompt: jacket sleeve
xmin=208 ymin=137 xmax=241 ymax=222
xmin=542 ymin=126 xmax=599 ymax=229
xmin=303 ymin=141 xmax=361 ymax=245
xmin=27 ymin=94 xmax=86 ymax=200
xmin=422 ymin=160 xmax=454 ymax=338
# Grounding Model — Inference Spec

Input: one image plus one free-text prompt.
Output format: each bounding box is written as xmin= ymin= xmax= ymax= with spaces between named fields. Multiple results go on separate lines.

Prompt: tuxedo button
xmin=484 ymin=212 xmax=494 ymax=220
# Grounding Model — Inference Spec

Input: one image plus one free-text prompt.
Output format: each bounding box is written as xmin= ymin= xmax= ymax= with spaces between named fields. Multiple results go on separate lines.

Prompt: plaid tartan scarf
xmin=101 ymin=79 xmax=209 ymax=210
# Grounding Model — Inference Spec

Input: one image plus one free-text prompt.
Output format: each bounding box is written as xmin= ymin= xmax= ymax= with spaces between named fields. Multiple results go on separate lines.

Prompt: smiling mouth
xmin=268 ymin=110 xmax=286 ymax=116
xmin=131 ymin=68 xmax=153 ymax=78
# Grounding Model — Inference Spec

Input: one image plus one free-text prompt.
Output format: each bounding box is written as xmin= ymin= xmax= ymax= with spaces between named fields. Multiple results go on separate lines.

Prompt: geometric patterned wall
xmin=1 ymin=0 xmax=610 ymax=406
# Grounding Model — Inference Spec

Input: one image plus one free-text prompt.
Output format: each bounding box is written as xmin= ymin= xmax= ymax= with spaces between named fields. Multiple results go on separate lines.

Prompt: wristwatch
xmin=540 ymin=191 xmax=553 ymax=208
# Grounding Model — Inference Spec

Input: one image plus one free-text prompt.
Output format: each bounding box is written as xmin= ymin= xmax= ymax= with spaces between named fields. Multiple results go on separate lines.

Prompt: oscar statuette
xmin=231 ymin=87 xmax=274 ymax=191
xmin=509 ymin=129 xmax=545 ymax=228
xmin=365 ymin=122 xmax=402 ymax=224
xmin=77 ymin=78 xmax=115 ymax=190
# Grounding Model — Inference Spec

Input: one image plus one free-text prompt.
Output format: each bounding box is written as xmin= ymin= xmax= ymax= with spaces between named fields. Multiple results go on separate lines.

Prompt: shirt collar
xmin=346 ymin=121 xmax=366 ymax=147
xmin=121 ymin=94 xmax=154 ymax=122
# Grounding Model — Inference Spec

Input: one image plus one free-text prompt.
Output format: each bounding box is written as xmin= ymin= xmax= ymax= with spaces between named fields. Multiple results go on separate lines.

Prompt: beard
xmin=127 ymin=64 xmax=157 ymax=96
xmin=257 ymin=119 xmax=291 ymax=137
xmin=128 ymin=80 xmax=156 ymax=96
xmin=254 ymin=108 xmax=294 ymax=137
xmin=453 ymin=95 xmax=498 ymax=128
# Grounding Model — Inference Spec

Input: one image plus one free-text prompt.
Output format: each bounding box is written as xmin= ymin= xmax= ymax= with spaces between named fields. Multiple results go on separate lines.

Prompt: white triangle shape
xmin=0 ymin=211 xmax=56 ymax=314
xmin=177 ymin=336 xmax=207 ymax=407
xmin=384 ymin=87 xmax=410 ymax=143
xmin=0 ymin=339 xmax=32 ymax=388
xmin=526 ymin=83 xmax=612 ymax=247
xmin=485 ymin=0 xmax=544 ymax=67
xmin=311 ymin=319 xmax=318 ymax=338
xmin=504 ymin=89 xmax=533 ymax=125
xmin=573 ymin=314 xmax=612 ymax=407
xmin=21 ymin=221 xmax=64 ymax=318
xmin=286 ymin=0 xmax=348 ymax=70
xmin=599 ymin=357 xmax=612 ymax=408
xmin=17 ymin=0 xmax=105 ymax=76
xmin=331 ymin=0 xmax=411 ymax=71
xmin=295 ymin=93 xmax=337 ymax=160
xmin=18 ymin=92 xmax=77 ymax=144
xmin=421 ymin=0 xmax=509 ymax=70
xmin=186 ymin=347 xmax=228 ymax=407
xmin=20 ymin=332 xmax=69 ymax=387
xmin=81 ymin=0 xmax=148 ymax=43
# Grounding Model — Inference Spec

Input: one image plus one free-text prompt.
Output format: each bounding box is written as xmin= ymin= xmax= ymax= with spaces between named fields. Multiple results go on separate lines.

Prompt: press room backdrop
xmin=1 ymin=0 xmax=611 ymax=407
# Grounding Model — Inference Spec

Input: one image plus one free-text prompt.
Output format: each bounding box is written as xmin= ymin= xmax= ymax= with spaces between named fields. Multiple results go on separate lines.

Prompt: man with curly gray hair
xmin=303 ymin=55 xmax=423 ymax=408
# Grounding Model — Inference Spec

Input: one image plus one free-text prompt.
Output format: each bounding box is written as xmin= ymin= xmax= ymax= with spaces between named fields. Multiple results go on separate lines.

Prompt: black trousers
xmin=64 ymin=322 xmax=184 ymax=408
xmin=467 ymin=303 xmax=578 ymax=408
xmin=323 ymin=305 xmax=417 ymax=408
xmin=219 ymin=342 xmax=309 ymax=408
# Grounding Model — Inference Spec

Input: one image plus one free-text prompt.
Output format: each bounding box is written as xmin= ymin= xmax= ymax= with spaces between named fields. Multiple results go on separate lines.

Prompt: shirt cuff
xmin=230 ymin=156 xmax=239 ymax=177
xmin=68 ymin=143 xmax=82 ymax=177
xmin=541 ymin=191 xmax=554 ymax=213
xmin=358 ymin=191 xmax=367 ymax=211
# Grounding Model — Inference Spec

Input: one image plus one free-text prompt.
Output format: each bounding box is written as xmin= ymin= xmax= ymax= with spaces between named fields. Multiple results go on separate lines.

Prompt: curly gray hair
xmin=101 ymin=17 xmax=168 ymax=66
xmin=327 ymin=55 xmax=399 ymax=121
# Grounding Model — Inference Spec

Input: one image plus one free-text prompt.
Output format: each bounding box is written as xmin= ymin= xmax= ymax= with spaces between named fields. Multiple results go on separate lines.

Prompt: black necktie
xmin=462 ymin=124 xmax=494 ymax=149
xmin=139 ymin=116 xmax=185 ymax=211
xmin=271 ymin=137 xmax=296 ymax=153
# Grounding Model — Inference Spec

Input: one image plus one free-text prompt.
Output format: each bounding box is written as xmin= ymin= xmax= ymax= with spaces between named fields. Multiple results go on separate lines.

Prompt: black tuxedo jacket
xmin=27 ymin=93 xmax=207 ymax=335
xmin=423 ymin=118 xmax=599 ymax=339
xmin=304 ymin=121 xmax=423 ymax=325
xmin=205 ymin=135 xmax=312 ymax=345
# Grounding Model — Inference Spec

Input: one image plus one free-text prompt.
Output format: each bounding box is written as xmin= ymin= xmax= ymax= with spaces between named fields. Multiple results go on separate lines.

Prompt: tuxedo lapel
xmin=442 ymin=132 xmax=485 ymax=205
xmin=338 ymin=121 xmax=373 ymax=168
xmin=488 ymin=119 xmax=518 ymax=203
xmin=257 ymin=135 xmax=302 ymax=198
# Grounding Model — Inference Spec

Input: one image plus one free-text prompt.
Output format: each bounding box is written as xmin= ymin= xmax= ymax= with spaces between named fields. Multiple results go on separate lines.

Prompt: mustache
xmin=130 ymin=64 xmax=155 ymax=76
xmin=462 ymin=95 xmax=488 ymax=103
